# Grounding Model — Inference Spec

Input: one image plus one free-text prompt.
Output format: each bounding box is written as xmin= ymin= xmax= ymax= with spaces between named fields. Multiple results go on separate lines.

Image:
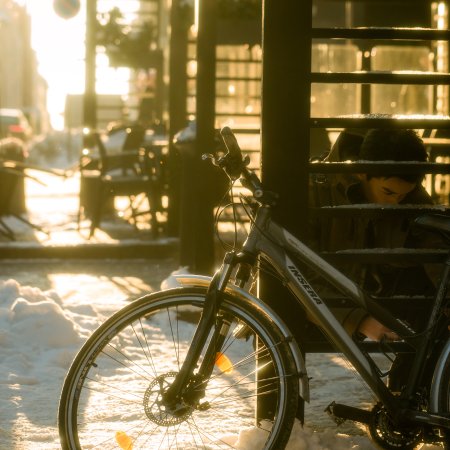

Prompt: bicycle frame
xmin=256 ymin=206 xmax=450 ymax=425
xmin=166 ymin=202 xmax=450 ymax=428
xmin=252 ymin=205 xmax=449 ymax=409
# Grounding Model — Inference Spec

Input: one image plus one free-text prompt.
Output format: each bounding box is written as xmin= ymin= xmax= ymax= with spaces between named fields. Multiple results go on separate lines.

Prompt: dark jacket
xmin=308 ymin=137 xmax=437 ymax=335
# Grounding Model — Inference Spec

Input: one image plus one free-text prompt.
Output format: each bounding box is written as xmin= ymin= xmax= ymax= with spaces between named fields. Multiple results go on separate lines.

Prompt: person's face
xmin=360 ymin=176 xmax=417 ymax=204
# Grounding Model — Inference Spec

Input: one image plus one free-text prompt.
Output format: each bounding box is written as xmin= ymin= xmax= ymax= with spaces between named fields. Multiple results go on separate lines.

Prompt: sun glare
xmin=17 ymin=0 xmax=132 ymax=130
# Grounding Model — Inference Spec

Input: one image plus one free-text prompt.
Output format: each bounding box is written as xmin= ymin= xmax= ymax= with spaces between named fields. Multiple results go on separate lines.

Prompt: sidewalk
xmin=0 ymin=168 xmax=178 ymax=259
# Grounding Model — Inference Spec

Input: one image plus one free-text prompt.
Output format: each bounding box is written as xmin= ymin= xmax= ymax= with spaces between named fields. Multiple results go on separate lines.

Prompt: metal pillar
xmin=193 ymin=0 xmax=217 ymax=274
xmin=84 ymin=0 xmax=97 ymax=130
xmin=178 ymin=0 xmax=217 ymax=274
xmin=259 ymin=0 xmax=312 ymax=421
xmin=260 ymin=0 xmax=311 ymax=234
xmin=167 ymin=0 xmax=189 ymax=237
xmin=360 ymin=45 xmax=372 ymax=114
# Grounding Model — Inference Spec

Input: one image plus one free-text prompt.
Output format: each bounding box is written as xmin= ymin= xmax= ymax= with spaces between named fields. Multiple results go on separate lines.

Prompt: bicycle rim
xmin=58 ymin=287 xmax=298 ymax=449
xmin=437 ymin=355 xmax=450 ymax=413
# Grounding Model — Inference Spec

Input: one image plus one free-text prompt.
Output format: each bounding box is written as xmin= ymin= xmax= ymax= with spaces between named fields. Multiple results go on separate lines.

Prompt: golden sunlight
xmin=16 ymin=0 xmax=132 ymax=130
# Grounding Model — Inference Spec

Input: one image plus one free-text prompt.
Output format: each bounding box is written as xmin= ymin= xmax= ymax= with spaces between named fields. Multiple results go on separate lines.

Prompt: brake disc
xmin=143 ymin=372 xmax=193 ymax=426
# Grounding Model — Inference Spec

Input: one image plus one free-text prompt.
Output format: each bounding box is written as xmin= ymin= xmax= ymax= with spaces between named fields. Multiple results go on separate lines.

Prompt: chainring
xmin=368 ymin=404 xmax=422 ymax=449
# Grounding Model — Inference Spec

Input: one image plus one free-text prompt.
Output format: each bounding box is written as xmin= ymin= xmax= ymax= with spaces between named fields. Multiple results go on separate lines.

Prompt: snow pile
xmin=0 ymin=279 xmax=87 ymax=388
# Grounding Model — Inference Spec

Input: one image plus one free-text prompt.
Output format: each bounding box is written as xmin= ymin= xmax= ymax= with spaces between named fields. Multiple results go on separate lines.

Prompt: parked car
xmin=0 ymin=108 xmax=33 ymax=142
xmin=0 ymin=137 xmax=28 ymax=214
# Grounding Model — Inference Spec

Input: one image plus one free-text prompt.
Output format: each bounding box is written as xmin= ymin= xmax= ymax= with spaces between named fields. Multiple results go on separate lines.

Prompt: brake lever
xmin=203 ymin=152 xmax=247 ymax=181
xmin=202 ymin=153 xmax=218 ymax=165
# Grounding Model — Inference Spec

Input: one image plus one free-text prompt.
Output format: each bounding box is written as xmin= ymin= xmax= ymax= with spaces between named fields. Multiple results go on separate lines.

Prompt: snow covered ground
xmin=0 ymin=260 xmax=177 ymax=449
xmin=0 ymin=267 xmax=443 ymax=449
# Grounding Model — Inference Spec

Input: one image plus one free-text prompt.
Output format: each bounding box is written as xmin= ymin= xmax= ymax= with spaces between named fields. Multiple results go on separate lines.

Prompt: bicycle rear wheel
xmin=436 ymin=355 xmax=450 ymax=412
xmin=58 ymin=287 xmax=299 ymax=449
xmin=433 ymin=340 xmax=450 ymax=448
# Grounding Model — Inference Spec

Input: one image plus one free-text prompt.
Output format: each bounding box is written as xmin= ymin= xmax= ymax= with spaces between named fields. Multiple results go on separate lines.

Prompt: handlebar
xmin=217 ymin=126 xmax=247 ymax=181
xmin=204 ymin=126 xmax=277 ymax=206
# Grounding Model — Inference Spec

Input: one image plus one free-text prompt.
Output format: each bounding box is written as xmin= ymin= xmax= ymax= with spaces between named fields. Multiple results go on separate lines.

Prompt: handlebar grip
xmin=220 ymin=127 xmax=242 ymax=159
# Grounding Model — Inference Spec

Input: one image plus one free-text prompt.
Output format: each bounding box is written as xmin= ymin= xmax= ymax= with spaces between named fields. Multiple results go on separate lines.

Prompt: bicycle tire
xmin=58 ymin=287 xmax=299 ymax=449
xmin=436 ymin=352 xmax=450 ymax=412
xmin=435 ymin=341 xmax=450 ymax=449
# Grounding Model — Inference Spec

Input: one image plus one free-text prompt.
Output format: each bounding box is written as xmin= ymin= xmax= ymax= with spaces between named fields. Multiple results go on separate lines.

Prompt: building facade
xmin=0 ymin=0 xmax=49 ymax=134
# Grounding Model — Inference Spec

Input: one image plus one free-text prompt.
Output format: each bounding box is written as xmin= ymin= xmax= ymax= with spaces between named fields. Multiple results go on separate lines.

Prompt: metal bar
xmin=312 ymin=27 xmax=450 ymax=41
xmin=309 ymin=162 xmax=450 ymax=174
xmin=310 ymin=116 xmax=450 ymax=128
xmin=216 ymin=58 xmax=261 ymax=63
xmin=226 ymin=128 xmax=260 ymax=134
xmin=214 ymin=112 xmax=261 ymax=117
xmin=423 ymin=138 xmax=450 ymax=146
xmin=215 ymin=76 xmax=261 ymax=82
xmin=310 ymin=205 xmax=449 ymax=217
xmin=311 ymin=71 xmax=450 ymax=85
xmin=305 ymin=340 xmax=414 ymax=353
xmin=360 ymin=43 xmax=372 ymax=114
xmin=321 ymin=295 xmax=434 ymax=305
xmin=321 ymin=249 xmax=448 ymax=264
xmin=312 ymin=0 xmax=435 ymax=2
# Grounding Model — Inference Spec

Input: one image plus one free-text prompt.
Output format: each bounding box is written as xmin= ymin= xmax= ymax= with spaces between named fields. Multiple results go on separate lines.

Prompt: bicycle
xmin=58 ymin=127 xmax=450 ymax=449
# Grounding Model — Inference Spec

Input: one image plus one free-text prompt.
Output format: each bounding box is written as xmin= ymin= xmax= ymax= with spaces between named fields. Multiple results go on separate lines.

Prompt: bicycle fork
xmin=162 ymin=253 xmax=237 ymax=412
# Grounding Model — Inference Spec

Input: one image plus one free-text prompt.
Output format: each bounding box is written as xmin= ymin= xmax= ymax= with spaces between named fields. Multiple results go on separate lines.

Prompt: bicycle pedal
xmin=325 ymin=401 xmax=346 ymax=425
xmin=325 ymin=401 xmax=372 ymax=426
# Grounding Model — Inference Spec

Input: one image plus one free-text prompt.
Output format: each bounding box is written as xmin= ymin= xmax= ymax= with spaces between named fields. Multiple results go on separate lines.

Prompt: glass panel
xmin=371 ymin=46 xmax=434 ymax=115
xmin=311 ymin=43 xmax=360 ymax=117
xmin=215 ymin=45 xmax=262 ymax=125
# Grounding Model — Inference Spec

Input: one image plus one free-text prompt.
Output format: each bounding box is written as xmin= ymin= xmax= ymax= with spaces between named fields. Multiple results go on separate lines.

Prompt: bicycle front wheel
xmin=58 ymin=287 xmax=299 ymax=449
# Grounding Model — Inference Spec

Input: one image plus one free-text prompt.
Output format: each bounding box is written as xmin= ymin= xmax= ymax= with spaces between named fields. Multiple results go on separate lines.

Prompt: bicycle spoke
xmin=84 ymin=375 xmax=145 ymax=401
xmin=135 ymin=318 xmax=159 ymax=378
xmin=167 ymin=307 xmax=181 ymax=370
xmin=60 ymin=293 xmax=297 ymax=449
xmin=186 ymin=416 xmax=236 ymax=449
xmin=101 ymin=344 xmax=154 ymax=381
xmin=78 ymin=383 xmax=143 ymax=409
